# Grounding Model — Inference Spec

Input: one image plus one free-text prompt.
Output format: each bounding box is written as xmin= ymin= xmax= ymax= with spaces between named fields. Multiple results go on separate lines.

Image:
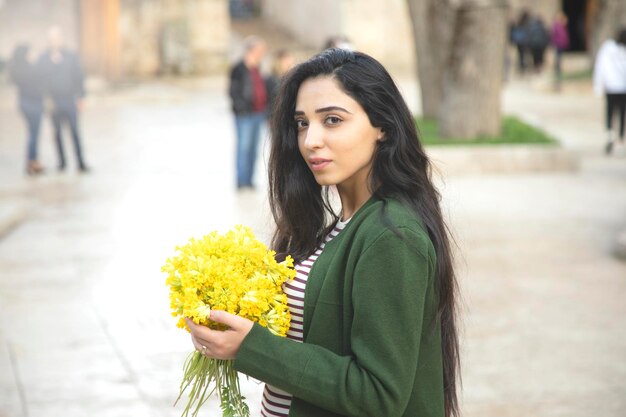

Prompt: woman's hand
xmin=185 ymin=311 xmax=254 ymax=360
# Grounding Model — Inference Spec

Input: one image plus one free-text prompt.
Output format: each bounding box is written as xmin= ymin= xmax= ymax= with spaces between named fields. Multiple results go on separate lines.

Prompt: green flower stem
xmin=175 ymin=352 xmax=250 ymax=417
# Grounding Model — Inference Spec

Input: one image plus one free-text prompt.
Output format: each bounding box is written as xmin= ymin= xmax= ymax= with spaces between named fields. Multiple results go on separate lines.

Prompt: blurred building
xmin=0 ymin=0 xmax=230 ymax=80
xmin=1 ymin=0 xmax=623 ymax=81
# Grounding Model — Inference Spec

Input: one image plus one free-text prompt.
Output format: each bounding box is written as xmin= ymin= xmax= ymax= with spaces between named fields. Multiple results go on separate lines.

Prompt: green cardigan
xmin=234 ymin=196 xmax=444 ymax=417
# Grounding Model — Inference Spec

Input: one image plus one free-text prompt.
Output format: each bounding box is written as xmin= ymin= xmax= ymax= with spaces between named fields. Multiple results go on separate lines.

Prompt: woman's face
xmin=295 ymin=76 xmax=382 ymax=192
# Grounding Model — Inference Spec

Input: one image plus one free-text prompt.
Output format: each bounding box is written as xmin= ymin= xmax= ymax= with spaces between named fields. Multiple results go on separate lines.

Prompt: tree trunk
xmin=406 ymin=0 xmax=455 ymax=118
xmin=590 ymin=0 xmax=626 ymax=60
xmin=438 ymin=1 xmax=508 ymax=138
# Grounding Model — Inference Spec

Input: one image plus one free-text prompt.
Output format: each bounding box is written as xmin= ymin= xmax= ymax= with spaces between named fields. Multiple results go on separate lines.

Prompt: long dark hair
xmin=267 ymin=48 xmax=460 ymax=417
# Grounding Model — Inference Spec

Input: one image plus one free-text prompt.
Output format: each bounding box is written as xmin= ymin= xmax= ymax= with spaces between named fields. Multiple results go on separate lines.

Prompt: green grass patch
xmin=417 ymin=116 xmax=559 ymax=146
xmin=560 ymin=68 xmax=592 ymax=82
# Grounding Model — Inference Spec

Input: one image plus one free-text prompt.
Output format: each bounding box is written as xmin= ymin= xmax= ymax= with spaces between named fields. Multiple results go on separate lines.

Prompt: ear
xmin=376 ymin=128 xmax=386 ymax=142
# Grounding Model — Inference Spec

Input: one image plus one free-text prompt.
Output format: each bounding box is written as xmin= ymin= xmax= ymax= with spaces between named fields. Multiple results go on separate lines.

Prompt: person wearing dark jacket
xmin=39 ymin=26 xmax=89 ymax=172
xmin=526 ymin=16 xmax=550 ymax=72
xmin=510 ymin=11 xmax=531 ymax=74
xmin=228 ymin=36 xmax=267 ymax=189
xmin=9 ymin=44 xmax=45 ymax=175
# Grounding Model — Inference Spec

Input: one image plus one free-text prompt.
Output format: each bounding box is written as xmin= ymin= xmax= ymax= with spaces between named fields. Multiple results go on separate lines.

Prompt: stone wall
xmin=120 ymin=0 xmax=230 ymax=77
xmin=261 ymin=0 xmax=341 ymax=51
xmin=188 ymin=0 xmax=230 ymax=73
xmin=508 ymin=0 xmax=559 ymax=23
xmin=261 ymin=0 xmax=416 ymax=74
xmin=341 ymin=0 xmax=416 ymax=75
xmin=0 ymin=0 xmax=79 ymax=61
xmin=0 ymin=0 xmax=229 ymax=79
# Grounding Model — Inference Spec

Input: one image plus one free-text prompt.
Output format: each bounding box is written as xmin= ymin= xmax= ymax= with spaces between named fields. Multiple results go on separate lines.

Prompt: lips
xmin=308 ymin=157 xmax=332 ymax=171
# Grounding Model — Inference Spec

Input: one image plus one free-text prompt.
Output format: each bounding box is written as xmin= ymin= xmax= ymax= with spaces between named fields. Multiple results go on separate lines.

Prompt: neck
xmin=337 ymin=181 xmax=372 ymax=221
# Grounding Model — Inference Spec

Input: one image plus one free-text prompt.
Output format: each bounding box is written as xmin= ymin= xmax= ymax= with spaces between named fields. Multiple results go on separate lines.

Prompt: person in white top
xmin=593 ymin=28 xmax=626 ymax=155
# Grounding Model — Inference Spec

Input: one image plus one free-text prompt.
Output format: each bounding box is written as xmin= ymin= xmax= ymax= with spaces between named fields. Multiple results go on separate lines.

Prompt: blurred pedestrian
xmin=323 ymin=35 xmax=353 ymax=51
xmin=39 ymin=26 xmax=89 ymax=172
xmin=510 ymin=11 xmax=531 ymax=75
xmin=593 ymin=28 xmax=626 ymax=155
xmin=187 ymin=48 xmax=461 ymax=417
xmin=8 ymin=44 xmax=45 ymax=175
xmin=0 ymin=56 xmax=7 ymax=79
xmin=228 ymin=35 xmax=268 ymax=189
xmin=265 ymin=49 xmax=295 ymax=114
xmin=526 ymin=15 xmax=550 ymax=73
xmin=550 ymin=11 xmax=570 ymax=89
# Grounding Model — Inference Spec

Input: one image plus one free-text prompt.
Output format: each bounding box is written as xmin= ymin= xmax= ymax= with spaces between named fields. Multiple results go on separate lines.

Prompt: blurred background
xmin=0 ymin=0 xmax=625 ymax=416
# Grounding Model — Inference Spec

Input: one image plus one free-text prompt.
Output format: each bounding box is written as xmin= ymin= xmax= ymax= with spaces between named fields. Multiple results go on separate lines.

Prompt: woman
xmin=550 ymin=11 xmax=570 ymax=89
xmin=594 ymin=28 xmax=626 ymax=155
xmin=186 ymin=49 xmax=461 ymax=417
xmin=9 ymin=44 xmax=45 ymax=175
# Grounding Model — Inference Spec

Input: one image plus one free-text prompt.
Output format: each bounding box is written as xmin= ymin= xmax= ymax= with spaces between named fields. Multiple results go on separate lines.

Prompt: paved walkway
xmin=0 ymin=71 xmax=625 ymax=417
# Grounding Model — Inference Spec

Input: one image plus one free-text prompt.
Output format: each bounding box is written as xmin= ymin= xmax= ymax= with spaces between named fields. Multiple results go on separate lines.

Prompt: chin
xmin=314 ymin=179 xmax=334 ymax=186
xmin=311 ymin=175 xmax=338 ymax=187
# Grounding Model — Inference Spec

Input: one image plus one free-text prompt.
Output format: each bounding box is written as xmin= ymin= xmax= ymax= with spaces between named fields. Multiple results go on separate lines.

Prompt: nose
xmin=302 ymin=122 xmax=324 ymax=150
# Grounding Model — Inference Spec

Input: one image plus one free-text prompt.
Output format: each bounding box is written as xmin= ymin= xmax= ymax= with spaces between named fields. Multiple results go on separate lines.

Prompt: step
xmin=426 ymin=144 xmax=580 ymax=175
xmin=0 ymin=198 xmax=32 ymax=239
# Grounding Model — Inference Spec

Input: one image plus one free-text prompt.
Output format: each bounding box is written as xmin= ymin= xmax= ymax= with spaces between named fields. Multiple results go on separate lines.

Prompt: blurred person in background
xmin=510 ymin=10 xmax=531 ymax=75
xmin=265 ymin=49 xmax=295 ymax=114
xmin=526 ymin=15 xmax=550 ymax=73
xmin=550 ymin=11 xmax=570 ymax=90
xmin=0 ymin=56 xmax=7 ymax=79
xmin=187 ymin=48 xmax=461 ymax=417
xmin=594 ymin=28 xmax=626 ymax=155
xmin=228 ymin=35 xmax=268 ymax=190
xmin=9 ymin=43 xmax=45 ymax=175
xmin=39 ymin=26 xmax=89 ymax=173
xmin=323 ymin=35 xmax=353 ymax=51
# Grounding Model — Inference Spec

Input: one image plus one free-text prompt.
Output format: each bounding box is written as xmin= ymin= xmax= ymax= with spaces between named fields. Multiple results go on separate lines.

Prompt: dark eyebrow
xmin=315 ymin=106 xmax=352 ymax=114
xmin=294 ymin=106 xmax=352 ymax=117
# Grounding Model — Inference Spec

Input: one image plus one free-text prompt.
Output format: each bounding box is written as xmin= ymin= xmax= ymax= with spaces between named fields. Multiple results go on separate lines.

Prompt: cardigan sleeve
xmin=234 ymin=227 xmax=434 ymax=417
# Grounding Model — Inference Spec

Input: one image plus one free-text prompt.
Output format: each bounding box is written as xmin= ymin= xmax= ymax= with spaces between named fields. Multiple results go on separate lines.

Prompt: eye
xmin=325 ymin=116 xmax=342 ymax=126
xmin=295 ymin=119 xmax=308 ymax=130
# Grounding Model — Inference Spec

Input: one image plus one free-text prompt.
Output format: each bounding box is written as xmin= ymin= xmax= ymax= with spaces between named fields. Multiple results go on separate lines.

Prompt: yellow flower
xmin=162 ymin=225 xmax=296 ymax=417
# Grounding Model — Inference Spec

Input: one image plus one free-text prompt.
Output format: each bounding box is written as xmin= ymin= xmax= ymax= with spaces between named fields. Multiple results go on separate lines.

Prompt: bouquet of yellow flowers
xmin=163 ymin=225 xmax=296 ymax=417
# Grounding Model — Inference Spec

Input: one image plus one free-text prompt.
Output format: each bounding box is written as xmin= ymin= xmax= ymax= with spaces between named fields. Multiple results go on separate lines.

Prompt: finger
xmin=185 ymin=317 xmax=199 ymax=331
xmin=185 ymin=317 xmax=216 ymax=341
xmin=190 ymin=334 xmax=211 ymax=356
xmin=190 ymin=334 xmax=203 ymax=352
xmin=209 ymin=310 xmax=248 ymax=330
xmin=185 ymin=317 xmax=211 ymax=334
xmin=186 ymin=318 xmax=223 ymax=348
xmin=191 ymin=333 xmax=212 ymax=349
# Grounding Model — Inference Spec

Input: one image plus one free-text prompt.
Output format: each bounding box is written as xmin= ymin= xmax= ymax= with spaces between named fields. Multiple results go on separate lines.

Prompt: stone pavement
xmin=0 ymin=72 xmax=625 ymax=417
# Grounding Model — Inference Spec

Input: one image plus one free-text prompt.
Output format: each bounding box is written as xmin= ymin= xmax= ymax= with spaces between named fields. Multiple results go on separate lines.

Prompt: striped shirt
xmin=260 ymin=219 xmax=349 ymax=417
